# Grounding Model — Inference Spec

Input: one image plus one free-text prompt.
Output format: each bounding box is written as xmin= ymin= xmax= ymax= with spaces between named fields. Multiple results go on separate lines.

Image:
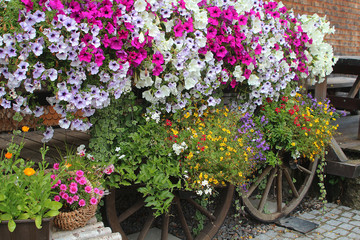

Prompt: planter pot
xmin=0 ymin=218 xmax=53 ymax=240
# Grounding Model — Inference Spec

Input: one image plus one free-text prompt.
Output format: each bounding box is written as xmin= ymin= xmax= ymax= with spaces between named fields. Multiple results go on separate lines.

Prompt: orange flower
xmin=65 ymin=162 xmax=72 ymax=168
xmin=22 ymin=126 xmax=29 ymax=132
xmin=5 ymin=152 xmax=12 ymax=159
xmin=24 ymin=168 xmax=35 ymax=176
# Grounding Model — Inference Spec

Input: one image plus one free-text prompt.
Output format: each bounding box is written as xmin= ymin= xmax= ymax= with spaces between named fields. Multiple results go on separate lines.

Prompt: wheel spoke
xmin=118 ymin=199 xmax=145 ymax=223
xmin=175 ymin=196 xmax=193 ymax=240
xmin=297 ymin=164 xmax=312 ymax=175
xmin=258 ymin=168 xmax=277 ymax=212
xmin=137 ymin=213 xmax=155 ymax=240
xmin=283 ymin=168 xmax=300 ymax=198
xmin=186 ymin=198 xmax=216 ymax=221
xmin=277 ymin=169 xmax=283 ymax=212
xmin=246 ymin=166 xmax=272 ymax=197
xmin=161 ymin=212 xmax=170 ymax=240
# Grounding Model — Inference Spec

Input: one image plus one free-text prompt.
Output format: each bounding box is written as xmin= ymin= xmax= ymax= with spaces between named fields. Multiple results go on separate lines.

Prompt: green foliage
xmin=89 ymin=93 xmax=182 ymax=216
xmin=0 ymin=131 xmax=62 ymax=232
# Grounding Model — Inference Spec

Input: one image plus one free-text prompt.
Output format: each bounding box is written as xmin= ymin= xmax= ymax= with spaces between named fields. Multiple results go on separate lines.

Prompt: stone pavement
xmin=253 ymin=202 xmax=360 ymax=240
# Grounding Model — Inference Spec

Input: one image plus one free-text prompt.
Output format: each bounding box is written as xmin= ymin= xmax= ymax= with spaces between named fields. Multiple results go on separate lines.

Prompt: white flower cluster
xmin=300 ymin=14 xmax=337 ymax=84
xmin=172 ymin=142 xmax=188 ymax=155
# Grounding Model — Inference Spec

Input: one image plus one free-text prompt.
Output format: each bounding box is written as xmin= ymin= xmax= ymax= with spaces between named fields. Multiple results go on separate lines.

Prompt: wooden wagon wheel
xmin=105 ymin=184 xmax=234 ymax=240
xmin=241 ymin=157 xmax=319 ymax=222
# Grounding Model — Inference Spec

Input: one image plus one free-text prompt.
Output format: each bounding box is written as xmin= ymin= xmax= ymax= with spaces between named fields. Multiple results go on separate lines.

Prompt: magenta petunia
xmin=90 ymin=197 xmax=98 ymax=205
xmin=76 ymin=170 xmax=84 ymax=178
xmin=85 ymin=185 xmax=92 ymax=193
xmin=69 ymin=186 xmax=78 ymax=194
xmin=216 ymin=46 xmax=228 ymax=59
xmin=54 ymin=195 xmax=61 ymax=202
xmin=79 ymin=199 xmax=86 ymax=207
xmin=53 ymin=163 xmax=60 ymax=170
xmin=243 ymin=69 xmax=252 ymax=79
xmin=174 ymin=21 xmax=184 ymax=37
xmin=152 ymin=51 xmax=164 ymax=65
xmin=152 ymin=64 xmax=163 ymax=76
xmin=207 ymin=6 xmax=221 ymax=18
xmin=60 ymin=184 xmax=67 ymax=191
xmin=110 ymin=37 xmax=123 ymax=50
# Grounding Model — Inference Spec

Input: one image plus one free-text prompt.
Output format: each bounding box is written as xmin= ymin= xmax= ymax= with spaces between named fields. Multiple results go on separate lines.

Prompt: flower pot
xmin=53 ymin=202 xmax=98 ymax=230
xmin=0 ymin=218 xmax=53 ymax=240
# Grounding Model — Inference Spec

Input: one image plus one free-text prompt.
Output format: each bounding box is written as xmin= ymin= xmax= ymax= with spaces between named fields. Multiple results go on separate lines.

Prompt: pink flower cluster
xmin=51 ymin=166 xmax=104 ymax=210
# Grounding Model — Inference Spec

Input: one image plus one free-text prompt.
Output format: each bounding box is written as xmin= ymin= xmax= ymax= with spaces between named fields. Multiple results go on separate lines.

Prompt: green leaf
xmin=45 ymin=200 xmax=62 ymax=210
xmin=35 ymin=215 xmax=42 ymax=229
xmin=18 ymin=213 xmax=30 ymax=220
xmin=44 ymin=210 xmax=60 ymax=217
xmin=8 ymin=219 xmax=16 ymax=232
xmin=0 ymin=194 xmax=5 ymax=201
xmin=0 ymin=214 xmax=12 ymax=221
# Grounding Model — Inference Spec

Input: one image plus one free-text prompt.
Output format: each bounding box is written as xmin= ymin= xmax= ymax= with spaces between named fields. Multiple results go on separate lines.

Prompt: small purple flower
xmin=42 ymin=126 xmax=54 ymax=143
xmin=31 ymin=42 xmax=43 ymax=56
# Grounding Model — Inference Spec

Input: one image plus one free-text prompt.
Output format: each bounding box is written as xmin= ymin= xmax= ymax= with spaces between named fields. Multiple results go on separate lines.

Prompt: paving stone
xmin=337 ymin=237 xmax=352 ymax=240
xmin=316 ymin=224 xmax=336 ymax=232
xmin=348 ymin=232 xmax=360 ymax=239
xmin=264 ymin=230 xmax=278 ymax=237
xmin=327 ymin=219 xmax=342 ymax=226
xmin=299 ymin=212 xmax=316 ymax=220
xmin=333 ymin=228 xmax=349 ymax=236
xmin=329 ymin=208 xmax=343 ymax=215
xmin=351 ymin=209 xmax=360 ymax=215
xmin=282 ymin=232 xmax=300 ymax=238
xmin=322 ymin=231 xmax=339 ymax=239
xmin=353 ymin=215 xmax=360 ymax=221
xmin=338 ymin=216 xmax=351 ymax=222
xmin=253 ymin=234 xmax=270 ymax=240
xmin=338 ymin=205 xmax=352 ymax=211
xmin=341 ymin=211 xmax=354 ymax=218
xmin=309 ymin=210 xmax=322 ymax=215
xmin=339 ymin=222 xmax=355 ymax=230
xmin=325 ymin=203 xmax=338 ymax=208
xmin=349 ymin=220 xmax=360 ymax=226
xmin=323 ymin=212 xmax=339 ymax=219
xmin=352 ymin=227 xmax=360 ymax=234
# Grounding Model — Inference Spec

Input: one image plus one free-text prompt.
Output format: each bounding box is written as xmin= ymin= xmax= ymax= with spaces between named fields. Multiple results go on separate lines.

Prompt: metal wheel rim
xmin=241 ymin=158 xmax=319 ymax=222
xmin=105 ymin=184 xmax=235 ymax=240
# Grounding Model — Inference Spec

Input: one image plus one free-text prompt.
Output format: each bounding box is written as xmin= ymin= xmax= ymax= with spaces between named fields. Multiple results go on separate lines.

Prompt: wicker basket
xmin=52 ymin=172 xmax=99 ymax=231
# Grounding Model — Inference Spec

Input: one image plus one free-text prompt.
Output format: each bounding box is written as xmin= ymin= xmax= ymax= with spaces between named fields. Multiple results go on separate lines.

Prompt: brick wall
xmin=279 ymin=0 xmax=360 ymax=56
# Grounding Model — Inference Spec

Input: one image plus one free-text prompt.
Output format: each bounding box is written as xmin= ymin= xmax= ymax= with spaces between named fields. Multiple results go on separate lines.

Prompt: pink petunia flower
xmin=79 ymin=199 xmax=86 ymax=207
xmin=53 ymin=163 xmax=60 ymax=170
xmin=54 ymin=195 xmax=61 ymax=202
xmin=152 ymin=52 xmax=164 ymax=65
xmin=90 ymin=197 xmax=98 ymax=205
xmin=76 ymin=170 xmax=84 ymax=178
xmin=207 ymin=6 xmax=221 ymax=18
xmin=73 ymin=195 xmax=79 ymax=202
xmin=152 ymin=64 xmax=163 ymax=76
xmin=60 ymin=184 xmax=67 ymax=191
xmin=85 ymin=186 xmax=92 ymax=193
xmin=69 ymin=186 xmax=78 ymax=194
xmin=94 ymin=188 xmax=100 ymax=194
xmin=62 ymin=193 xmax=69 ymax=200
xmin=67 ymin=197 xmax=74 ymax=205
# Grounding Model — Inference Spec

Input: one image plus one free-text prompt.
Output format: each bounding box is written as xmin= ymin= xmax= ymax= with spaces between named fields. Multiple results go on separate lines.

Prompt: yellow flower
xmin=238 ymin=172 xmax=243 ymax=177
xmin=187 ymin=152 xmax=193 ymax=160
xmin=5 ymin=152 xmax=12 ymax=159
xmin=291 ymin=142 xmax=296 ymax=147
xmin=22 ymin=126 xmax=29 ymax=132
xmin=171 ymin=128 xmax=179 ymax=135
xmin=24 ymin=168 xmax=35 ymax=176
xmin=184 ymin=112 xmax=191 ymax=118
xmin=65 ymin=162 xmax=72 ymax=168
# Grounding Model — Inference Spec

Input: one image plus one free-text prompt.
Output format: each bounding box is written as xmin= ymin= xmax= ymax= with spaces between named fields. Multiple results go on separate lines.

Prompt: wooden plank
xmin=49 ymin=129 xmax=90 ymax=148
xmin=315 ymin=77 xmax=327 ymax=101
xmin=328 ymin=96 xmax=360 ymax=112
xmin=347 ymin=75 xmax=360 ymax=98
xmin=332 ymin=57 xmax=360 ymax=75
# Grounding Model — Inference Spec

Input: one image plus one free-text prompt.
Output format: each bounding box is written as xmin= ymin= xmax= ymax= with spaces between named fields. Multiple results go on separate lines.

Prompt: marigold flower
xmin=22 ymin=126 xmax=29 ymax=132
xmin=5 ymin=152 xmax=12 ymax=159
xmin=24 ymin=168 xmax=36 ymax=176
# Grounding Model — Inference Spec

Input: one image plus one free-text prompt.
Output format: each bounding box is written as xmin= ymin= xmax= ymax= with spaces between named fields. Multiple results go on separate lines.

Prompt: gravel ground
xmin=213 ymin=195 xmax=325 ymax=240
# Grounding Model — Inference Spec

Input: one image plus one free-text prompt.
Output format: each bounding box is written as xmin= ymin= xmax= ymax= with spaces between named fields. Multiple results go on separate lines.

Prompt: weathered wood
xmin=347 ymin=75 xmax=360 ymax=98
xmin=315 ymin=77 xmax=327 ymax=101
xmin=328 ymin=96 xmax=360 ymax=112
